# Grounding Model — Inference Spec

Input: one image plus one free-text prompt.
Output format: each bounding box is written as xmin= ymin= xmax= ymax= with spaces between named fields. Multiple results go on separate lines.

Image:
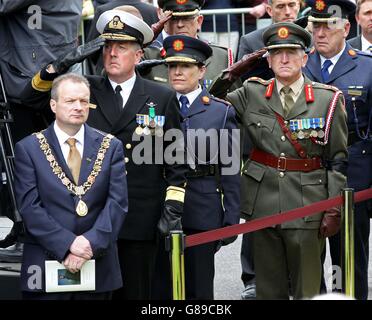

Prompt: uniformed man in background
xmin=304 ymin=0 xmax=372 ymax=300
xmin=143 ymin=0 xmax=236 ymax=90
xmin=210 ymin=22 xmax=348 ymax=299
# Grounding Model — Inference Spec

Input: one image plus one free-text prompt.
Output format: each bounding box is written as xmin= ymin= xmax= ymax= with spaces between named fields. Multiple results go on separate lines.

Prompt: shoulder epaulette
xmin=210 ymin=95 xmax=231 ymax=106
xmin=247 ymin=77 xmax=271 ymax=85
xmin=209 ymin=42 xmax=228 ymax=49
xmin=355 ymin=50 xmax=372 ymax=58
xmin=311 ymin=81 xmax=340 ymax=92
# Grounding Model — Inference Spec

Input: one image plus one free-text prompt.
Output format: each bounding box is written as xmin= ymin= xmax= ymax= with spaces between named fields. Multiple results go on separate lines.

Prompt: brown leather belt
xmin=250 ymin=148 xmax=323 ymax=172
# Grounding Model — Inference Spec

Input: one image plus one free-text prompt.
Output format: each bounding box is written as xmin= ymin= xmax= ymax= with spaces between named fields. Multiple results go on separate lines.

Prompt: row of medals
xmin=135 ymin=119 xmax=164 ymax=137
xmin=290 ymin=128 xmax=325 ymax=140
xmin=289 ymin=118 xmax=325 ymax=140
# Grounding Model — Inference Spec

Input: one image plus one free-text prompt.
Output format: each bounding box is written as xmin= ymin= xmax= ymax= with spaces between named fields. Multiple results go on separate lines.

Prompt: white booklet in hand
xmin=45 ymin=260 xmax=95 ymax=293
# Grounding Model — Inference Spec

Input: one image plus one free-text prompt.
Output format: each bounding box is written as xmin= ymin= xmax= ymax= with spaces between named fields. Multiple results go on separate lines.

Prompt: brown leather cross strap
xmin=274 ymin=112 xmax=308 ymax=159
xmin=250 ymin=148 xmax=323 ymax=172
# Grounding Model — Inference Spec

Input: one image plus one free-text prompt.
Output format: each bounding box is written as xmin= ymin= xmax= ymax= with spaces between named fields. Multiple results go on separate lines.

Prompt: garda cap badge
xmin=173 ymin=39 xmax=185 ymax=52
xmin=176 ymin=0 xmax=188 ymax=4
xmin=315 ymin=0 xmax=326 ymax=11
xmin=278 ymin=27 xmax=289 ymax=39
xmin=108 ymin=16 xmax=125 ymax=30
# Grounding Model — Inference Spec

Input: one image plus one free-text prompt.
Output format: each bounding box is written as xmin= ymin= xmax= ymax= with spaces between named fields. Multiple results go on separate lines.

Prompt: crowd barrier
xmin=169 ymin=187 xmax=372 ymax=300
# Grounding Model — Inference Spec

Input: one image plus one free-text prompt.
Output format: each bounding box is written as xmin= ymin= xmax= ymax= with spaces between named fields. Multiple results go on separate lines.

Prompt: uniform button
xmin=280 ymin=153 xmax=285 ymax=157
xmin=125 ymin=157 xmax=129 ymax=163
xmin=126 ymin=143 xmax=132 ymax=150
xmin=257 ymin=122 xmax=261 ymax=127
xmin=319 ymin=179 xmax=322 ymax=183
xmin=281 ymin=136 xmax=286 ymax=141
xmin=284 ymin=121 xmax=288 ymax=125
xmin=362 ymin=150 xmax=366 ymax=154
xmin=279 ymin=172 xmax=285 ymax=178
xmin=216 ymin=188 xmax=220 ymax=192
xmin=244 ymin=170 xmax=248 ymax=174
xmin=125 ymin=170 xmax=128 ymax=175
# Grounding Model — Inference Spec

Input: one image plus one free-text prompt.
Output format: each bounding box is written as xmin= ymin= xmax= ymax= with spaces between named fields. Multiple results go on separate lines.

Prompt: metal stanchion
xmin=169 ymin=231 xmax=185 ymax=300
xmin=341 ymin=188 xmax=355 ymax=298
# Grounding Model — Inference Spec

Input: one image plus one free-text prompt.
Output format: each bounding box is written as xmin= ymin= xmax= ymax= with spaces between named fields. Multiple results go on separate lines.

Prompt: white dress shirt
xmin=53 ymin=121 xmax=84 ymax=164
xmin=319 ymin=44 xmax=346 ymax=74
xmin=361 ymin=34 xmax=372 ymax=52
xmin=109 ymin=73 xmax=136 ymax=108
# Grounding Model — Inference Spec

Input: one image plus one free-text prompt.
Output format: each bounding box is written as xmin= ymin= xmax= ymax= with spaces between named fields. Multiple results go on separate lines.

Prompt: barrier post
xmin=341 ymin=188 xmax=355 ymax=298
xmin=169 ymin=231 xmax=185 ymax=300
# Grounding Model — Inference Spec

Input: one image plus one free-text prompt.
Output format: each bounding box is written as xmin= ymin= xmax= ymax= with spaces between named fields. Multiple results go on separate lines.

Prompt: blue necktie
xmin=321 ymin=59 xmax=333 ymax=83
xmin=179 ymin=95 xmax=189 ymax=118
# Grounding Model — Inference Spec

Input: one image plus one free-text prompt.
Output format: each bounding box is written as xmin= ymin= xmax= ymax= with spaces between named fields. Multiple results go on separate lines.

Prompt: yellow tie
xmin=66 ymin=138 xmax=81 ymax=185
xmin=281 ymin=86 xmax=294 ymax=117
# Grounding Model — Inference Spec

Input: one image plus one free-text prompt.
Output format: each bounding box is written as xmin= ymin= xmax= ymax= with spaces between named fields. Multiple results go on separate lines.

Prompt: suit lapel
xmin=111 ymin=75 xmax=149 ymax=134
xmin=79 ymin=124 xmax=100 ymax=185
xmin=328 ymin=45 xmax=357 ymax=83
xmin=43 ymin=124 xmax=74 ymax=183
xmin=93 ymin=77 xmax=120 ymax=126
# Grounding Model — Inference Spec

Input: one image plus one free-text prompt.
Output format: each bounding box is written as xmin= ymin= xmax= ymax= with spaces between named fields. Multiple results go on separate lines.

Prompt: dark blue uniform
xmin=181 ymin=89 xmax=240 ymax=299
xmin=305 ymin=43 xmax=372 ymax=300
xmin=152 ymin=88 xmax=240 ymax=299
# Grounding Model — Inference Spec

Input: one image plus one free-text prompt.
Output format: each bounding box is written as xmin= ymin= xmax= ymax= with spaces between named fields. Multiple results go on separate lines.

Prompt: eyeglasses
xmin=169 ymin=15 xmax=198 ymax=23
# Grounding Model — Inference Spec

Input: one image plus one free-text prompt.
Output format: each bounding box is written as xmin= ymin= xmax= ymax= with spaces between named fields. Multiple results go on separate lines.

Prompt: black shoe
xmin=0 ymin=222 xmax=24 ymax=249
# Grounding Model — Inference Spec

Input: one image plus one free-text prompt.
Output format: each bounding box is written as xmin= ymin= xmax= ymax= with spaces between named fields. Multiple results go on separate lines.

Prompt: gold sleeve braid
xmin=165 ymin=186 xmax=185 ymax=203
xmin=31 ymin=72 xmax=53 ymax=92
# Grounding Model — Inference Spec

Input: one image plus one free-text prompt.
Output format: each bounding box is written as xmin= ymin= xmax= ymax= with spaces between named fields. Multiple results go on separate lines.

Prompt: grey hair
xmin=51 ymin=73 xmax=90 ymax=101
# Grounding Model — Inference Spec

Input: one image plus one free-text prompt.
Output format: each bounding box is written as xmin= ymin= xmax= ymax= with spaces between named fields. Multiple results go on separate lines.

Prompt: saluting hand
xmin=147 ymin=10 xmax=173 ymax=47
xmin=70 ymin=235 xmax=93 ymax=260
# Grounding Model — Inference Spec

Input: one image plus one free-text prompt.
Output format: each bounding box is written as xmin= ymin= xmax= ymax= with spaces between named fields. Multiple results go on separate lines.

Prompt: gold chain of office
xmin=34 ymin=131 xmax=114 ymax=216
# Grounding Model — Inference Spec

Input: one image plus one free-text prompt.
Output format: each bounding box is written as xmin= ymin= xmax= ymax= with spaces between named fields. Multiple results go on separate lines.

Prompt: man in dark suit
xmin=304 ymin=0 xmax=372 ymax=300
xmin=14 ymin=73 xmax=128 ymax=299
xmin=161 ymin=35 xmax=240 ymax=299
xmin=238 ymin=0 xmax=301 ymax=80
xmin=21 ymin=10 xmax=187 ymax=300
xmin=348 ymin=0 xmax=372 ymax=51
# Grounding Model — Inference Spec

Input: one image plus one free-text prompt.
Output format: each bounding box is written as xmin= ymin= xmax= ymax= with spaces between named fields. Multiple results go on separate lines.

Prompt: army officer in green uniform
xmin=210 ymin=22 xmax=348 ymax=299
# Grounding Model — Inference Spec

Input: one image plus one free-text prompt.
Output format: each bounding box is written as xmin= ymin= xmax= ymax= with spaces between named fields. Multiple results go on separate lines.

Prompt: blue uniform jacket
xmin=181 ymin=89 xmax=240 ymax=231
xmin=14 ymin=123 xmax=128 ymax=293
xmin=304 ymin=43 xmax=372 ymax=191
